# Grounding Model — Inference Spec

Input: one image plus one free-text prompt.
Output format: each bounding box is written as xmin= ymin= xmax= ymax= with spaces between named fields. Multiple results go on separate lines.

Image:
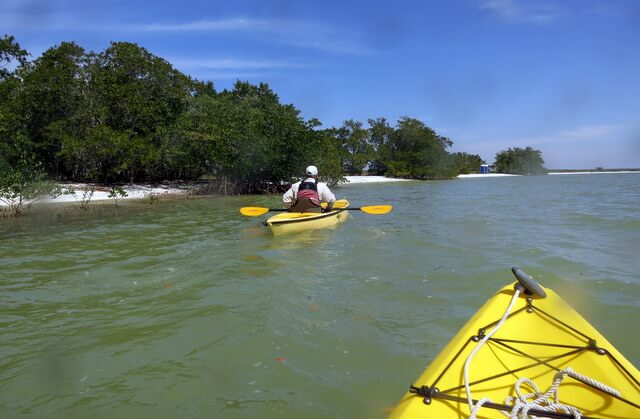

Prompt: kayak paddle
xmin=240 ymin=205 xmax=392 ymax=216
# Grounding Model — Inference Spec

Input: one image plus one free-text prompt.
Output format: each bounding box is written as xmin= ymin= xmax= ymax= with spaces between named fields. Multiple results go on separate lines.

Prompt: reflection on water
xmin=1 ymin=174 xmax=639 ymax=417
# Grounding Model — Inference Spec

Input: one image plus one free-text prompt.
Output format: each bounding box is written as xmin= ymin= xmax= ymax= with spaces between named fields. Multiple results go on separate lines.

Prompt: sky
xmin=2 ymin=0 xmax=639 ymax=169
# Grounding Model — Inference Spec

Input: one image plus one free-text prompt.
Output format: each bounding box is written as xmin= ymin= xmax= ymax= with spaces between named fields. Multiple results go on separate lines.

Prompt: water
xmin=1 ymin=173 xmax=638 ymax=418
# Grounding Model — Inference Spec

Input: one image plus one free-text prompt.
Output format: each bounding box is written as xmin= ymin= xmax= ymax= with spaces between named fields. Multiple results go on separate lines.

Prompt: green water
xmin=1 ymin=174 xmax=639 ymax=418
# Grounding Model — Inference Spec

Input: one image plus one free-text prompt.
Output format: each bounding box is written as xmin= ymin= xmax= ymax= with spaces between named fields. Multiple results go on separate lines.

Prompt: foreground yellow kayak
xmin=390 ymin=268 xmax=640 ymax=418
xmin=264 ymin=199 xmax=350 ymax=235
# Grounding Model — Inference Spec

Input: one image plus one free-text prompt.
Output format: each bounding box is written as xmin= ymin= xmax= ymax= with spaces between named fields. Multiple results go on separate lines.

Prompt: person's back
xmin=283 ymin=165 xmax=336 ymax=213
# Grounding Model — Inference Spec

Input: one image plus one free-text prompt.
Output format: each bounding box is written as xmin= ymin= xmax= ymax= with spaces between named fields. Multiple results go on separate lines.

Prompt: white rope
xmin=465 ymin=287 xmax=521 ymax=417
xmin=563 ymin=367 xmax=620 ymax=397
xmin=505 ymin=372 xmax=583 ymax=418
xmin=503 ymin=367 xmax=621 ymax=418
xmin=464 ymin=287 xmax=621 ymax=419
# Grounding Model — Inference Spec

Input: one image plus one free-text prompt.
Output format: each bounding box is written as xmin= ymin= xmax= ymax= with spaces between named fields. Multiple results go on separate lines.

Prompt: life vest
xmin=296 ymin=180 xmax=320 ymax=207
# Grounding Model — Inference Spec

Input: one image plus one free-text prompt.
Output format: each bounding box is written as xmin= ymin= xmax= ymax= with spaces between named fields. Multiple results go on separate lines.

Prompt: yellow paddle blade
xmin=240 ymin=207 xmax=270 ymax=216
xmin=321 ymin=198 xmax=349 ymax=209
xmin=359 ymin=205 xmax=393 ymax=215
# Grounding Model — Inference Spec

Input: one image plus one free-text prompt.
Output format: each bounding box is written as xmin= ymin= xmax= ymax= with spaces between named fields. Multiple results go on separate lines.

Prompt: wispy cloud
xmin=135 ymin=18 xmax=276 ymax=33
xmin=131 ymin=17 xmax=373 ymax=55
xmin=559 ymin=124 xmax=624 ymax=139
xmin=169 ymin=58 xmax=309 ymax=74
xmin=195 ymin=71 xmax=270 ymax=81
xmin=116 ymin=17 xmax=365 ymax=55
xmin=462 ymin=124 xmax=627 ymax=149
xmin=454 ymin=123 xmax=630 ymax=160
xmin=169 ymin=56 xmax=309 ymax=82
xmin=170 ymin=57 xmax=307 ymax=70
xmin=479 ymin=0 xmax=563 ymax=24
xmin=582 ymin=3 xmax=626 ymax=19
xmin=2 ymin=10 xmax=373 ymax=55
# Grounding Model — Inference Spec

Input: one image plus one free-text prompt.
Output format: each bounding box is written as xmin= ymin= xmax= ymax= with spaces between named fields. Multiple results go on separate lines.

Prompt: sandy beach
xmin=46 ymin=183 xmax=189 ymax=203
xmin=4 ymin=172 xmax=637 ymax=209
xmin=341 ymin=175 xmax=411 ymax=184
xmin=0 ymin=183 xmax=190 ymax=209
xmin=0 ymin=176 xmax=408 ymax=209
xmin=456 ymin=173 xmax=520 ymax=178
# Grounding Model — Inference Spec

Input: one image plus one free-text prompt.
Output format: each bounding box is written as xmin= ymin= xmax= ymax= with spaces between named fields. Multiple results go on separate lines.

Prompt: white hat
xmin=305 ymin=165 xmax=318 ymax=176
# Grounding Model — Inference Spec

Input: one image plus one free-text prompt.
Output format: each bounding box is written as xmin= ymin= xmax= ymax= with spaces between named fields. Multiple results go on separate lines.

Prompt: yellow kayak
xmin=390 ymin=268 xmax=640 ymax=418
xmin=264 ymin=199 xmax=350 ymax=235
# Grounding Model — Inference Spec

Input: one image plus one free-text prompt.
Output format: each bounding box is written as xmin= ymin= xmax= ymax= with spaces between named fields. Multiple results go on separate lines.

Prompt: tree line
xmin=1 ymin=35 xmax=545 ymax=197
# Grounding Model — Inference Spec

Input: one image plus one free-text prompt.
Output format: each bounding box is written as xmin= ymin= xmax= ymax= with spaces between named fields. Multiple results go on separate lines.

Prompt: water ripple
xmin=1 ymin=174 xmax=638 ymax=417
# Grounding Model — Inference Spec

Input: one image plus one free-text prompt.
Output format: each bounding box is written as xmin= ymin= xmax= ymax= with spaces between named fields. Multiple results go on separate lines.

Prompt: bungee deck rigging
xmin=408 ymin=299 xmax=639 ymax=417
xmin=389 ymin=268 xmax=640 ymax=418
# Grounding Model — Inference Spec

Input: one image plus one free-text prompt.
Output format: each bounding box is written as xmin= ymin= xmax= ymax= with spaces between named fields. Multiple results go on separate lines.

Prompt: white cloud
xmin=559 ymin=125 xmax=623 ymax=139
xmin=473 ymin=124 xmax=625 ymax=148
xmin=195 ymin=71 xmax=269 ymax=80
xmin=479 ymin=0 xmax=562 ymax=24
xmin=452 ymin=123 xmax=635 ymax=167
xmin=170 ymin=57 xmax=307 ymax=70
xmin=2 ymin=10 xmax=373 ymax=55
xmin=132 ymin=17 xmax=373 ymax=55
xmin=136 ymin=18 xmax=275 ymax=33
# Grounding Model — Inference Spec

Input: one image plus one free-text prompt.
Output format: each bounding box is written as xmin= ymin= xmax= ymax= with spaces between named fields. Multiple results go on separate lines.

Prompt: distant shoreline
xmin=458 ymin=170 xmax=640 ymax=179
xmin=2 ymin=177 xmax=407 ymax=210
xmin=2 ymin=171 xmax=638 ymax=210
xmin=548 ymin=168 xmax=640 ymax=173
xmin=548 ymin=170 xmax=640 ymax=175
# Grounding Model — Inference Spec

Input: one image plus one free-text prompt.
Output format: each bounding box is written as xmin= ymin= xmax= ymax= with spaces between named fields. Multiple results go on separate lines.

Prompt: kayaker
xmin=283 ymin=165 xmax=336 ymax=213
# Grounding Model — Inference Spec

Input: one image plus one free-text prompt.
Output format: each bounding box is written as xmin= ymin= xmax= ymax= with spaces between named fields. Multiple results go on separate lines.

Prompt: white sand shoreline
xmin=47 ymin=183 xmax=190 ymax=204
xmin=340 ymin=175 xmax=411 ymax=184
xmin=0 ymin=183 xmax=190 ymax=209
xmin=457 ymin=173 xmax=520 ymax=178
xmin=2 ymin=171 xmax=637 ymax=209
xmin=1 ymin=176 xmax=409 ymax=208
xmin=2 ymin=177 xmax=409 ymax=209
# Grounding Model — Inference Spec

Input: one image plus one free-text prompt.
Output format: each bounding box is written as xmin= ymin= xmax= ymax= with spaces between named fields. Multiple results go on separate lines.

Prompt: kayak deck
xmin=264 ymin=199 xmax=350 ymax=235
xmin=390 ymin=281 xmax=640 ymax=418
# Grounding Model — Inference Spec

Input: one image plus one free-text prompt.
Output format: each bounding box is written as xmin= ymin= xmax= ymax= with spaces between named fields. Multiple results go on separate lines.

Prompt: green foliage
xmin=211 ymin=81 xmax=328 ymax=193
xmin=379 ymin=117 xmax=456 ymax=179
xmin=79 ymin=186 xmax=94 ymax=211
xmin=453 ymin=152 xmax=485 ymax=174
xmin=91 ymin=42 xmax=193 ymax=136
xmin=0 ymin=34 xmax=28 ymax=79
xmin=333 ymin=119 xmax=372 ymax=175
xmin=0 ymin=160 xmax=64 ymax=216
xmin=108 ymin=185 xmax=128 ymax=207
xmin=154 ymin=93 xmax=221 ymax=180
xmin=1 ymin=34 xmax=496 ymax=199
xmin=18 ymin=42 xmax=89 ymax=173
xmin=494 ymin=147 xmax=547 ymax=175
xmin=56 ymin=125 xmax=153 ymax=182
xmin=366 ymin=117 xmax=393 ymax=175
xmin=309 ymin=127 xmax=346 ymax=185
xmin=0 ymin=36 xmax=30 ymax=170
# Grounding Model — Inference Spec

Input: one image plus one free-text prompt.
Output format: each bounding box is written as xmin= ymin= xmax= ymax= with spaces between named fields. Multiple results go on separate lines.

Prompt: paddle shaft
xmin=240 ymin=204 xmax=392 ymax=216
xmin=265 ymin=207 xmax=364 ymax=211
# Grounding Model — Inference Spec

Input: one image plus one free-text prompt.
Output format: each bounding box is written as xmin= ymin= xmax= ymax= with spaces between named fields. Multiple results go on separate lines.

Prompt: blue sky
xmin=2 ymin=0 xmax=639 ymax=168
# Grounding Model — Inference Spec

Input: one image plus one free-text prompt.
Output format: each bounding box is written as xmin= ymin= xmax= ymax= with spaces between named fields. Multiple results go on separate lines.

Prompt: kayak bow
xmin=389 ymin=268 xmax=640 ymax=418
